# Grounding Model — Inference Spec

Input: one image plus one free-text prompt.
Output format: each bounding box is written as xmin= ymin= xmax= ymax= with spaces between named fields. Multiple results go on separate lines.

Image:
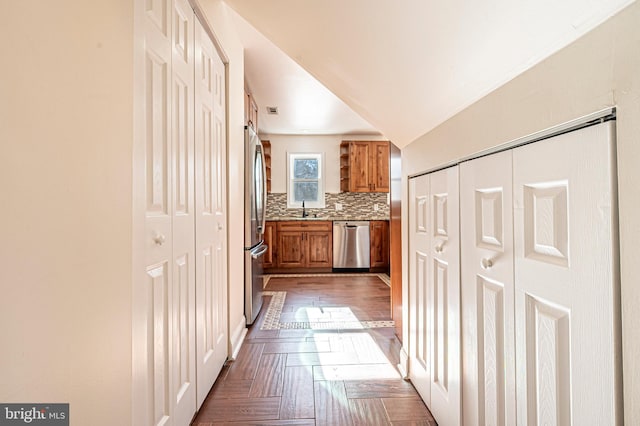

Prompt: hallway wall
xmin=0 ymin=1 xmax=248 ymax=424
xmin=402 ymin=1 xmax=640 ymax=423
xmin=0 ymin=1 xmax=135 ymax=424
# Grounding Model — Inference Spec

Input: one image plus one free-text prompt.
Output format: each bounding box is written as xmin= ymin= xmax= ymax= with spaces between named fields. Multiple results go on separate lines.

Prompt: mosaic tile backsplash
xmin=266 ymin=192 xmax=390 ymax=220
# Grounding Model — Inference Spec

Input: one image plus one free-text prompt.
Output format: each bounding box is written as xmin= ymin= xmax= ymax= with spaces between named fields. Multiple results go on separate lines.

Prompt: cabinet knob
xmin=481 ymin=258 xmax=493 ymax=269
xmin=435 ymin=243 xmax=444 ymax=253
xmin=153 ymin=233 xmax=166 ymax=246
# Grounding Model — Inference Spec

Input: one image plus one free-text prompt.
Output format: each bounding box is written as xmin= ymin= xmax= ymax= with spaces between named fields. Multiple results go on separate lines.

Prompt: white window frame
xmin=287 ymin=152 xmax=325 ymax=208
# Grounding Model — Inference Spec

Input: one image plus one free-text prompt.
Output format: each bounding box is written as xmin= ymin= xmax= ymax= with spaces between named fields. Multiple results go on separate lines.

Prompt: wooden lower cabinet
xmin=271 ymin=221 xmax=333 ymax=271
xmin=262 ymin=221 xmax=276 ymax=268
xmin=370 ymin=220 xmax=389 ymax=270
xmin=306 ymin=231 xmax=332 ymax=267
xmin=277 ymin=231 xmax=305 ymax=267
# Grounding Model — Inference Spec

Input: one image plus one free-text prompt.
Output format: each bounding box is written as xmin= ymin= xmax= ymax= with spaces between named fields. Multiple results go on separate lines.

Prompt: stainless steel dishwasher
xmin=333 ymin=221 xmax=370 ymax=270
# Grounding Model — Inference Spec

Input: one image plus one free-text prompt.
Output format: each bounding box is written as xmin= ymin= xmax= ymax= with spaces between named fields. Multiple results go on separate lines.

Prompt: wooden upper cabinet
xmin=350 ymin=142 xmax=373 ymax=192
xmin=340 ymin=141 xmax=390 ymax=192
xmin=372 ymin=142 xmax=390 ymax=192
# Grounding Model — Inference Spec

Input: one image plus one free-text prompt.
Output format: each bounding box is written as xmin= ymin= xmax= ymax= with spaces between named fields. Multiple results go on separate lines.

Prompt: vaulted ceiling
xmin=225 ymin=0 xmax=634 ymax=147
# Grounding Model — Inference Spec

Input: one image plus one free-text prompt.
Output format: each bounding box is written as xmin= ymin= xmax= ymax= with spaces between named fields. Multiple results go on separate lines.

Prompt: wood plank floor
xmin=192 ymin=275 xmax=437 ymax=426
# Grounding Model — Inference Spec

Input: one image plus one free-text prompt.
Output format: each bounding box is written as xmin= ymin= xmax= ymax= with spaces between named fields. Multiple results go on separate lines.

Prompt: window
xmin=287 ymin=152 xmax=325 ymax=208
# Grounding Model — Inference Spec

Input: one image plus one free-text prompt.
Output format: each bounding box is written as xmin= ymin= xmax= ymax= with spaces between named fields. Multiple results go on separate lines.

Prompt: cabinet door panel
xmin=306 ymin=231 xmax=332 ymax=267
xmin=372 ymin=142 xmax=390 ymax=192
xmin=350 ymin=142 xmax=372 ymax=192
xmin=370 ymin=220 xmax=389 ymax=268
xmin=262 ymin=221 xmax=276 ymax=268
xmin=277 ymin=231 xmax=305 ymax=268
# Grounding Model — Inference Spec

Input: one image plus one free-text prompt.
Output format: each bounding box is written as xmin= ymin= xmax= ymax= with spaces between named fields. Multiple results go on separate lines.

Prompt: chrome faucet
xmin=302 ymin=200 xmax=308 ymax=218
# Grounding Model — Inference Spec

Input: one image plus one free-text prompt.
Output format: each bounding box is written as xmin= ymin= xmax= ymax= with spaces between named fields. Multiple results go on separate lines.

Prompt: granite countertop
xmin=266 ymin=216 xmax=389 ymax=221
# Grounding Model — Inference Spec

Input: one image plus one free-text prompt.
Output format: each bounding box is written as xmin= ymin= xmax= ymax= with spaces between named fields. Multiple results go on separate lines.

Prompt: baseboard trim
xmin=398 ymin=345 xmax=409 ymax=379
xmin=229 ymin=315 xmax=247 ymax=360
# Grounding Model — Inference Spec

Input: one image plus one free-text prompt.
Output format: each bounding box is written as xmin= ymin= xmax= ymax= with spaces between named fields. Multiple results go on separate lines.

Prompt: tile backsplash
xmin=266 ymin=192 xmax=390 ymax=220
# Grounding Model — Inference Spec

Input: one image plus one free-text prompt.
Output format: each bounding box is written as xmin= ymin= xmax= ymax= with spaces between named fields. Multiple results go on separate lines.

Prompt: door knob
xmin=153 ymin=233 xmax=166 ymax=246
xmin=435 ymin=243 xmax=444 ymax=253
xmin=481 ymin=258 xmax=493 ymax=269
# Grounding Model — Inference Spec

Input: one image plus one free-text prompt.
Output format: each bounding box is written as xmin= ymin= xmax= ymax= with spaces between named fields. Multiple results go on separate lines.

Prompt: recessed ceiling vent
xmin=266 ymin=106 xmax=279 ymax=115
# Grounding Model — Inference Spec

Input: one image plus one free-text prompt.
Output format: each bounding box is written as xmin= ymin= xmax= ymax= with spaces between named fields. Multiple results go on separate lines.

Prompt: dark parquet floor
xmin=192 ymin=274 xmax=436 ymax=425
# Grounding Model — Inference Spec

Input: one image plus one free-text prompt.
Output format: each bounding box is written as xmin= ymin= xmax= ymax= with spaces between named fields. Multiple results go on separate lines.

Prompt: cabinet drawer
xmin=276 ymin=221 xmax=332 ymax=232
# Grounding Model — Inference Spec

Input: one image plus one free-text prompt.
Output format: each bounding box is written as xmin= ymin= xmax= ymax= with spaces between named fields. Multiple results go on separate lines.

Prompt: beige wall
xmin=0 ymin=0 xmax=247 ymax=424
xmin=401 ymin=1 xmax=640 ymax=423
xmin=0 ymin=1 xmax=134 ymax=425
xmin=261 ymin=134 xmax=387 ymax=194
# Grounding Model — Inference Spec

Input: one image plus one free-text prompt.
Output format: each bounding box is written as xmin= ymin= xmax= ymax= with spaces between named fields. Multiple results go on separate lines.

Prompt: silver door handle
xmin=435 ymin=243 xmax=444 ymax=253
xmin=251 ymin=244 xmax=268 ymax=259
xmin=481 ymin=258 xmax=493 ymax=269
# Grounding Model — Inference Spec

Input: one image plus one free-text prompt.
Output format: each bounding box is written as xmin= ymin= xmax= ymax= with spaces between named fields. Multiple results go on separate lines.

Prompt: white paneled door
xmin=411 ymin=120 xmax=620 ymax=426
xmin=409 ymin=167 xmax=461 ymax=426
xmin=513 ymin=122 xmax=620 ymax=425
xmin=170 ymin=1 xmax=196 ymax=425
xmin=195 ymin=17 xmax=228 ymax=408
xmin=140 ymin=0 xmax=177 ymax=424
xmin=460 ymin=150 xmax=516 ymax=426
xmin=135 ymin=2 xmax=228 ymax=424
xmin=429 ymin=167 xmax=461 ymax=426
xmin=409 ymin=173 xmax=432 ymax=404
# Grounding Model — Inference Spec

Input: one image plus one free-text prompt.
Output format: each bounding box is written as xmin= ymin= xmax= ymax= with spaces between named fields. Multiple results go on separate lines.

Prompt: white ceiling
xmin=230 ymin=10 xmax=381 ymax=136
xmin=225 ymin=0 xmax=634 ymax=147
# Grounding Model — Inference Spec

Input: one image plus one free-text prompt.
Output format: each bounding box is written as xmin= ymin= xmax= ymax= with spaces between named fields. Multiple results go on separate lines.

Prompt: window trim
xmin=286 ymin=152 xmax=325 ymax=208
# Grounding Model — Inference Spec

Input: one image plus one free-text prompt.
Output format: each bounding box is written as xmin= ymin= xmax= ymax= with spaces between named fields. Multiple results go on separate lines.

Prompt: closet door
xmin=195 ymin=18 xmax=228 ymax=408
xmin=139 ymin=0 xmax=175 ymax=424
xmin=137 ymin=1 xmax=198 ymax=424
xmin=513 ymin=122 xmax=620 ymax=425
xmin=428 ymin=167 xmax=461 ymax=426
xmin=170 ymin=0 xmax=197 ymax=424
xmin=460 ymin=150 xmax=516 ymax=426
xmin=409 ymin=173 xmax=432 ymax=404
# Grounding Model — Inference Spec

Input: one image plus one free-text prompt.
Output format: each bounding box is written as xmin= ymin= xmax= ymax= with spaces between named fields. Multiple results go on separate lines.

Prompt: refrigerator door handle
xmin=251 ymin=243 xmax=268 ymax=259
xmin=259 ymin=145 xmax=268 ymax=234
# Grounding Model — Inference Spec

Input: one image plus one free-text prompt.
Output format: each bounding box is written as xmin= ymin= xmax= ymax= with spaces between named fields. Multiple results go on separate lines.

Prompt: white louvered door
xmin=194 ymin=18 xmax=228 ymax=408
xmin=409 ymin=173 xmax=432 ymax=404
xmin=460 ymin=150 xmax=516 ymax=426
xmin=513 ymin=122 xmax=620 ymax=425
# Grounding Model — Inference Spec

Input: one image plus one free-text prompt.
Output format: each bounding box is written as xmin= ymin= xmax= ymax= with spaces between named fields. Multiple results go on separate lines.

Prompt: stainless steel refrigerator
xmin=244 ymin=126 xmax=268 ymax=324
